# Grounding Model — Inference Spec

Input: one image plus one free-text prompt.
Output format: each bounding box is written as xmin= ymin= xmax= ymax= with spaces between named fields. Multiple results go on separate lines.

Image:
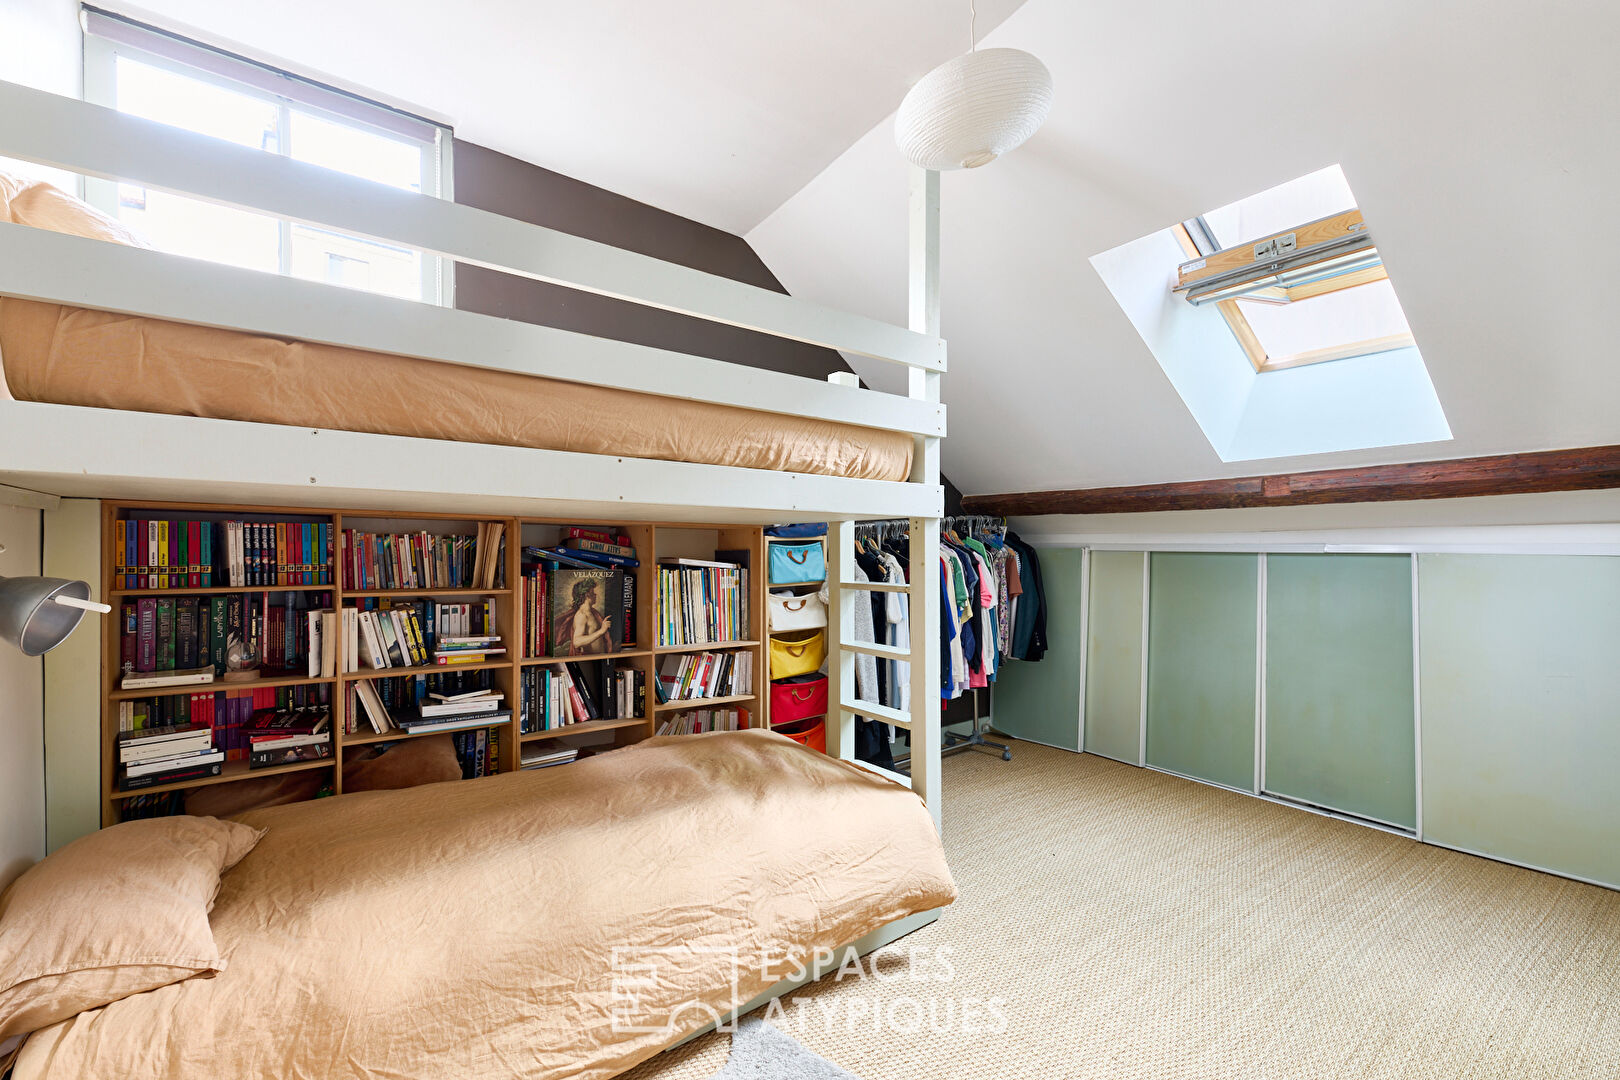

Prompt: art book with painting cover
xmin=547 ymin=568 xmax=625 ymax=657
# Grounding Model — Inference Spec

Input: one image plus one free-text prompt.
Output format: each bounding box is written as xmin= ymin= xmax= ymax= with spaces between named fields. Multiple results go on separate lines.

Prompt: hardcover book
xmin=548 ymin=568 xmax=624 ymax=657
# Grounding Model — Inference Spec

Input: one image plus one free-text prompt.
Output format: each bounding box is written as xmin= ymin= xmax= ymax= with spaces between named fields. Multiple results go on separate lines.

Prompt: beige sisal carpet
xmin=621 ymin=741 xmax=1620 ymax=1080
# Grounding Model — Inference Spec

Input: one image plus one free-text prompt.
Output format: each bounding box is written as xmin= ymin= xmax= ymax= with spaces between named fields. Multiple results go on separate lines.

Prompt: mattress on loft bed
xmin=0 ymin=173 xmax=913 ymax=482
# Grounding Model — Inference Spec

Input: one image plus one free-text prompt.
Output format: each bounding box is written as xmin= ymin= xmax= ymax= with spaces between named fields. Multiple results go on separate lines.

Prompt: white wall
xmin=0 ymin=504 xmax=45 ymax=888
xmin=1 ymin=0 xmax=84 ymax=883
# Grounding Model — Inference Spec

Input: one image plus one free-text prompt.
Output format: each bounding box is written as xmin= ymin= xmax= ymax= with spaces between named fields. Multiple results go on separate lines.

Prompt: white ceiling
xmin=747 ymin=0 xmax=1620 ymax=496
xmin=107 ymin=0 xmax=1022 ymax=234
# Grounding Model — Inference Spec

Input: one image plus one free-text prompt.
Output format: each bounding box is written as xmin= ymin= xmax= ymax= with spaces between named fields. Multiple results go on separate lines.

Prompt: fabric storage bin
xmin=768 ymin=540 xmax=825 ymax=585
xmin=770 ymin=674 xmax=828 ymax=724
xmin=764 ymin=523 xmax=829 ymax=539
xmin=772 ymin=716 xmax=827 ymax=754
xmin=768 ymin=590 xmax=827 ymax=632
xmin=769 ymin=628 xmax=826 ymax=679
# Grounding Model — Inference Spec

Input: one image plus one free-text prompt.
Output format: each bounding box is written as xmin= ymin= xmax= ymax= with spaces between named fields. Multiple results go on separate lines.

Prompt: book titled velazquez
xmin=548 ymin=568 xmax=625 ymax=657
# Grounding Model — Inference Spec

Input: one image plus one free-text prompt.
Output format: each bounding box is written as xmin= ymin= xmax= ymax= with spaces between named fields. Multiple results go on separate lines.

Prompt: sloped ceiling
xmin=105 ymin=0 xmax=1022 ymax=234
xmin=747 ymin=0 xmax=1620 ymax=496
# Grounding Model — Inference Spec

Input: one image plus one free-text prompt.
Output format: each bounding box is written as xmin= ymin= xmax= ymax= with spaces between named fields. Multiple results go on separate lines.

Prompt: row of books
xmin=114 ymin=517 xmax=333 ymax=590
xmin=339 ymin=671 xmax=495 ymax=735
xmin=654 ymin=708 xmax=750 ymax=736
xmin=526 ymin=528 xmax=642 ymax=570
xmin=353 ymin=603 xmax=505 ymax=671
xmin=120 ymin=591 xmax=333 ymax=681
xmin=520 ymin=745 xmax=579 ymax=771
xmin=342 ymin=523 xmax=505 ymax=591
xmin=113 ymin=705 xmax=334 ymax=789
xmin=242 ymin=707 xmax=334 ymax=768
xmin=656 ymin=559 xmax=749 ymax=647
xmin=452 ymin=729 xmax=500 ymax=778
xmin=519 ymin=661 xmax=644 ymax=733
xmin=115 ymin=722 xmax=222 ymax=790
xmin=655 ymin=650 xmax=755 ymax=703
xmin=117 ymin=684 xmax=331 ymax=760
xmin=350 ymin=683 xmax=511 ymax=737
xmin=521 ymin=562 xmax=634 ymax=657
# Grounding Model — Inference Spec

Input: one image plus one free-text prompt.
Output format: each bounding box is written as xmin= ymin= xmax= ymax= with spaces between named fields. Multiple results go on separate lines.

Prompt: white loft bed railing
xmin=0 ymin=79 xmax=943 ymax=523
xmin=0 ymin=78 xmax=945 ymax=831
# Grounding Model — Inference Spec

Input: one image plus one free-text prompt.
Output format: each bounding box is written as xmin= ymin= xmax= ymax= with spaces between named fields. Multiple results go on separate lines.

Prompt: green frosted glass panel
xmin=992 ymin=548 xmax=1084 ymax=750
xmin=1145 ymin=553 xmax=1257 ymax=790
xmin=1264 ymin=554 xmax=1415 ymax=828
xmin=1418 ymin=554 xmax=1620 ymax=888
xmin=1083 ymin=550 xmax=1144 ymax=763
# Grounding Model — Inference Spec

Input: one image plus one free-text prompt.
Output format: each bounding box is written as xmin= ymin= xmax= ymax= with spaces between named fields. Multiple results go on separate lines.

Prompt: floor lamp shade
xmin=895 ymin=47 xmax=1053 ymax=170
xmin=0 ymin=575 xmax=92 ymax=656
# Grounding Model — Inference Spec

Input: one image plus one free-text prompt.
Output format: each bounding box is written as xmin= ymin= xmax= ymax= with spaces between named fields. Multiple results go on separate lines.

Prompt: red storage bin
xmin=770 ymin=675 xmax=828 ymax=725
xmin=772 ymin=716 xmax=826 ymax=754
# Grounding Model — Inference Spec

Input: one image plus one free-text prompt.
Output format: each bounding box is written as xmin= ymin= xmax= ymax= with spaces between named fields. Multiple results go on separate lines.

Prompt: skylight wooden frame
xmin=1171 ymin=223 xmax=1412 ymax=373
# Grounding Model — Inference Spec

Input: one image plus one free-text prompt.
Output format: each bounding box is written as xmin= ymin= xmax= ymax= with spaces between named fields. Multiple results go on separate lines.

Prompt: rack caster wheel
xmin=1002 ymin=749 xmax=1012 ymax=761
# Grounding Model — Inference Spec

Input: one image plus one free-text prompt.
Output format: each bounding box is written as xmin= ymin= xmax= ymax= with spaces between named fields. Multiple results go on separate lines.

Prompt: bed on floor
xmin=2 ymin=732 xmax=955 ymax=1080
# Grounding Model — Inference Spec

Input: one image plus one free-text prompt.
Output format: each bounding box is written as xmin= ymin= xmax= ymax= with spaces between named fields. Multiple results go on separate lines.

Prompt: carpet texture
xmin=708 ymin=1019 xmax=861 ymax=1079
xmin=620 ymin=742 xmax=1620 ymax=1080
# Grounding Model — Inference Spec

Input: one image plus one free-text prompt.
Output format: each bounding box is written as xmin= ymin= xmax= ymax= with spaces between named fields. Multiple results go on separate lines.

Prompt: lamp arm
xmin=53 ymin=595 xmax=112 ymax=614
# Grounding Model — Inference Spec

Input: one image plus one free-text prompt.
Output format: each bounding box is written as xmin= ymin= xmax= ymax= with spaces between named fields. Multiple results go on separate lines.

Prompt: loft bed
xmin=0 ymin=78 xmax=951 ymax=1077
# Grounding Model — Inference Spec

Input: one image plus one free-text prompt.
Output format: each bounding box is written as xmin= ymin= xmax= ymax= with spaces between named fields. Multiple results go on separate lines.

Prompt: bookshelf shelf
xmin=521 ymin=717 xmax=646 ymax=741
xmin=111 ymin=583 xmax=334 ymax=598
xmin=109 ymin=757 xmax=334 ymax=800
xmin=112 ymin=673 xmax=339 ymax=701
xmin=653 ymin=640 xmax=761 ymax=654
xmin=100 ymin=500 xmax=766 ymax=825
xmin=342 ymin=723 xmax=507 ymax=747
xmin=519 ymin=649 xmax=652 ymax=666
xmin=343 ymin=659 xmax=511 ymax=680
xmin=654 ymin=693 xmax=758 ymax=712
xmin=345 ymin=588 xmax=511 ymax=598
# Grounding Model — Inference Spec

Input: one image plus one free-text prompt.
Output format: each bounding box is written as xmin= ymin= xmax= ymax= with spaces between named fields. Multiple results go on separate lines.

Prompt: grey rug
xmin=708 ymin=1018 xmax=861 ymax=1079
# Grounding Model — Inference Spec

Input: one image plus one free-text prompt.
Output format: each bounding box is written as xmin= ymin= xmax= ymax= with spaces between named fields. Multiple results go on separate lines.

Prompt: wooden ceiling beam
xmin=960 ymin=446 xmax=1620 ymax=517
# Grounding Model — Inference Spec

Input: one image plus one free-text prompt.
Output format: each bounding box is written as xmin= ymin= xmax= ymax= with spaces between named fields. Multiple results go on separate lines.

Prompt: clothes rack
xmin=853 ymin=515 xmax=1023 ymax=766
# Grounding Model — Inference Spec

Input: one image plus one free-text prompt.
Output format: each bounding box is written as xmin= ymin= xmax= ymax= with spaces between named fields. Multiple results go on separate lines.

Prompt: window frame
xmin=1172 ymin=214 xmax=1411 ymax=374
xmin=81 ymin=11 xmax=453 ymax=306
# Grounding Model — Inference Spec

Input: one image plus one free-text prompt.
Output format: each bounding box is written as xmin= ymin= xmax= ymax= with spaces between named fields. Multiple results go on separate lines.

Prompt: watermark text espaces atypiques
xmin=610 ymin=944 xmax=1007 ymax=1038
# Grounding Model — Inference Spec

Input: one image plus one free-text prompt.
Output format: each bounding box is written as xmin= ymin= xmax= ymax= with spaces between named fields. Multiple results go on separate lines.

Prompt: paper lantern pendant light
xmin=895 ymin=47 xmax=1053 ymax=170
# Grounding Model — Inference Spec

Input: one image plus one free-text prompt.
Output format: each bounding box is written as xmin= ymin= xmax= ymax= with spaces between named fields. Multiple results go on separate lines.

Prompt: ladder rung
xmin=838 ymin=696 xmax=912 ymax=729
xmin=840 ymin=639 xmax=911 ymax=662
xmin=839 ymin=580 xmax=909 ymax=593
xmin=848 ymin=758 xmax=912 ymax=789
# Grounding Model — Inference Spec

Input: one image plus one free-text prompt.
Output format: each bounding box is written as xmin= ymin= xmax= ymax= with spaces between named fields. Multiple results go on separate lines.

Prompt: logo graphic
xmin=610 ymin=946 xmax=744 ymax=1035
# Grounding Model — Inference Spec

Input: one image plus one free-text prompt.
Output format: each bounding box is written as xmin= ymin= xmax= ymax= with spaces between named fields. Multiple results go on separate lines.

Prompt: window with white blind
xmin=81 ymin=7 xmax=452 ymax=304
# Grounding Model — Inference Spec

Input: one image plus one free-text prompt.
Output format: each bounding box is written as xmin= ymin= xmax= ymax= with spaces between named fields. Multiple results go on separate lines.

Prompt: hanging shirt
xmin=879 ymin=551 xmax=911 ymax=712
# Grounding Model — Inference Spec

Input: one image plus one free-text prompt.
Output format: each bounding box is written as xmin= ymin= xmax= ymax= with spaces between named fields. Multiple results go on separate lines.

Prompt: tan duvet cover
xmin=0 ymin=173 xmax=912 ymax=482
xmin=11 ymin=731 xmax=955 ymax=1080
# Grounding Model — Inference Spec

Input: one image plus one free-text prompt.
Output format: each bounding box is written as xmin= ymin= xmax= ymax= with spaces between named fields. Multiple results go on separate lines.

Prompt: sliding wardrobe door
xmin=1418 ymin=555 xmax=1620 ymax=887
xmin=1264 ymin=554 xmax=1415 ymax=828
xmin=1083 ymin=550 xmax=1145 ymax=763
xmin=1145 ymin=553 xmax=1257 ymax=791
xmin=993 ymin=547 xmax=1084 ymax=750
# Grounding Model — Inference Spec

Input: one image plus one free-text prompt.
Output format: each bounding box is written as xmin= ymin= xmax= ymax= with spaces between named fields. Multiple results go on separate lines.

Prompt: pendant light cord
xmin=969 ymin=0 xmax=977 ymax=52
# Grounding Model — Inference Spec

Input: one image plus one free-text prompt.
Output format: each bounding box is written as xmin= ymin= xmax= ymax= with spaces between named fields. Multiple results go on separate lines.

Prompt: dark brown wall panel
xmin=452 ymin=139 xmax=849 ymax=380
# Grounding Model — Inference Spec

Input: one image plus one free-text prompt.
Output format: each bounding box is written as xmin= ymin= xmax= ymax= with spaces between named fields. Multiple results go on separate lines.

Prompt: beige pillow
xmin=0 ymin=815 xmax=263 ymax=1042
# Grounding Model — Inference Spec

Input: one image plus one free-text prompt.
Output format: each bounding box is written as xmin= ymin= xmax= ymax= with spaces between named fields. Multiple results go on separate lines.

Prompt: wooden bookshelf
xmin=98 ymin=500 xmax=765 ymax=825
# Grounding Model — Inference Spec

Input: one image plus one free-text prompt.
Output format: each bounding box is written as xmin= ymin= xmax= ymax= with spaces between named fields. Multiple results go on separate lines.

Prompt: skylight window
xmin=1172 ymin=167 xmax=1413 ymax=372
xmin=1090 ymin=165 xmax=1450 ymax=462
